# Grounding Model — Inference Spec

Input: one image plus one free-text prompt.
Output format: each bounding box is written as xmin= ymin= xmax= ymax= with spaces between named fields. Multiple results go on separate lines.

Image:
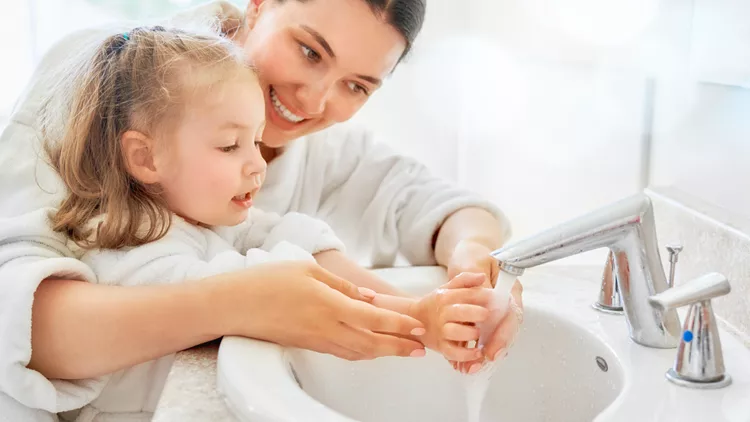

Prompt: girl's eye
xmin=254 ymin=139 xmax=263 ymax=148
xmin=300 ymin=44 xmax=321 ymax=63
xmin=219 ymin=144 xmax=239 ymax=153
xmin=347 ymin=81 xmax=369 ymax=96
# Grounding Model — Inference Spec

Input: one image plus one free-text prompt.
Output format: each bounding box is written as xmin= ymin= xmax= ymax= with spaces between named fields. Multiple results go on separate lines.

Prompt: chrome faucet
xmin=490 ymin=193 xmax=682 ymax=349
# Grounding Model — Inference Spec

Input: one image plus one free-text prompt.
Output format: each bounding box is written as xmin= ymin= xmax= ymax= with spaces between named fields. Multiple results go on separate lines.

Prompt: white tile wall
xmin=650 ymin=81 xmax=750 ymax=231
xmin=646 ymin=0 xmax=750 ymax=234
xmin=354 ymin=1 xmax=660 ymax=265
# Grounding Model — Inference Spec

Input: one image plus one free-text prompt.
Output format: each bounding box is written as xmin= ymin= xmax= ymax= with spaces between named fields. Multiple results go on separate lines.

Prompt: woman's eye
xmin=219 ymin=144 xmax=239 ymax=153
xmin=347 ymin=81 xmax=369 ymax=96
xmin=300 ymin=44 xmax=321 ymax=63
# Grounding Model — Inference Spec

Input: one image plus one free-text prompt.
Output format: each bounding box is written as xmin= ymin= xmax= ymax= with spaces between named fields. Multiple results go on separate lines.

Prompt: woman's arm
xmin=434 ymin=207 xmax=506 ymax=266
xmin=305 ymin=126 xmax=511 ymax=269
xmin=29 ymin=261 xmax=426 ymax=381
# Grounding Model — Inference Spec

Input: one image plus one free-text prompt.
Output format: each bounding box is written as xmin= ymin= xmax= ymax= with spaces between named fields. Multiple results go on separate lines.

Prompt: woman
xmin=0 ymin=0 xmax=522 ymax=419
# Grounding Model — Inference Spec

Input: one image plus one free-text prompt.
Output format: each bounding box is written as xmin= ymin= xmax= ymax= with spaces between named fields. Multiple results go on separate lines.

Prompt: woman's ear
xmin=121 ymin=130 xmax=160 ymax=185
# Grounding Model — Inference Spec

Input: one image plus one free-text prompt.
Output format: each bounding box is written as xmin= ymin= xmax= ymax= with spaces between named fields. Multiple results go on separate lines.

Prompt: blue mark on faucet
xmin=683 ymin=330 xmax=694 ymax=342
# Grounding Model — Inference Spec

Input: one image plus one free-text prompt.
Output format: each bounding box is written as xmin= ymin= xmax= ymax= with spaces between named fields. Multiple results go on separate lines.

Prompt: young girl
xmin=29 ymin=26 xmax=492 ymax=421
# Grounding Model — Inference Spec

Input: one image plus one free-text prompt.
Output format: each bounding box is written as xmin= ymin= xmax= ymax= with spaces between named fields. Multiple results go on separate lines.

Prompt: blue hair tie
xmin=122 ymin=33 xmax=129 ymax=41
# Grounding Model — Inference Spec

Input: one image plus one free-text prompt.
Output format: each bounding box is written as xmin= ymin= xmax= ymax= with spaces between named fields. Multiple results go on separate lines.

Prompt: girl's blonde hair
xmin=41 ymin=26 xmax=255 ymax=250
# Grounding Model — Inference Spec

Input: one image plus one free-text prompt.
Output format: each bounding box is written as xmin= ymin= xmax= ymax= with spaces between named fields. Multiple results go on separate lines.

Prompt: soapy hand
xmin=369 ymin=273 xmax=492 ymax=362
xmin=408 ymin=273 xmax=495 ymax=362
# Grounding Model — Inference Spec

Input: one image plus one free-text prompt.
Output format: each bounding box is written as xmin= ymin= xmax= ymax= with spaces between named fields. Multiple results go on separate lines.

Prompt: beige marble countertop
xmin=152 ymin=340 xmax=238 ymax=422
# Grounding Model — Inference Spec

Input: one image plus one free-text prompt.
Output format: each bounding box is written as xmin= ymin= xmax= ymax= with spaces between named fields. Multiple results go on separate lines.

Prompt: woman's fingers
xmin=341 ymin=297 xmax=425 ymax=337
xmin=482 ymin=312 xmax=518 ymax=361
xmin=339 ymin=325 xmax=426 ymax=359
xmin=306 ymin=338 xmax=365 ymax=361
xmin=368 ymin=294 xmax=414 ymax=316
xmin=442 ymin=322 xmax=480 ymax=342
xmin=310 ymin=264 xmax=373 ymax=302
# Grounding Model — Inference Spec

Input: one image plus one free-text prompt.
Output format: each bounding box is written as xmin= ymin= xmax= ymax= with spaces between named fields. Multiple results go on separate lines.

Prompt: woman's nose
xmin=297 ymin=79 xmax=334 ymax=116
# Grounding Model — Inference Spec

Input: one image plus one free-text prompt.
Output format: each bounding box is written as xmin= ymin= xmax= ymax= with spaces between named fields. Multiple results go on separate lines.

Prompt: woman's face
xmin=240 ymin=0 xmax=406 ymax=148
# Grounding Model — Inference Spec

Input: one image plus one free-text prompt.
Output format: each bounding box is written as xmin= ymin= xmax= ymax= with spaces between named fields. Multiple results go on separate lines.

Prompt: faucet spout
xmin=490 ymin=194 xmax=682 ymax=349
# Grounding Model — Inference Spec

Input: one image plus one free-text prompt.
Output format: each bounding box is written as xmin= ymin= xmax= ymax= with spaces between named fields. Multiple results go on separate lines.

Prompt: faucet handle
xmin=649 ymin=272 xmax=729 ymax=310
xmin=648 ymin=272 xmax=732 ymax=389
xmin=665 ymin=243 xmax=683 ymax=287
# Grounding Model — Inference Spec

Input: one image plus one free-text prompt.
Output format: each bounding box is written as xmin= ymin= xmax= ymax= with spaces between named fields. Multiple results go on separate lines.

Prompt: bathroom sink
xmin=216 ymin=266 xmax=750 ymax=422
xmin=287 ymin=304 xmax=623 ymax=422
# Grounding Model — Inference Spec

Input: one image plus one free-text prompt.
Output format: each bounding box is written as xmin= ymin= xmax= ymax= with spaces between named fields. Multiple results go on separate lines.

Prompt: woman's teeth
xmin=233 ymin=192 xmax=251 ymax=201
xmin=271 ymin=88 xmax=305 ymax=123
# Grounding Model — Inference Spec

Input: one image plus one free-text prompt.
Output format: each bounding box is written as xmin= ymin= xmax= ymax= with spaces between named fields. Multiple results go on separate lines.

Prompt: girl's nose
xmin=242 ymin=156 xmax=266 ymax=180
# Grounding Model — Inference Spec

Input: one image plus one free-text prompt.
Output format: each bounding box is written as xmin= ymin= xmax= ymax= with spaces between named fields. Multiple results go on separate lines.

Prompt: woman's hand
xmin=445 ymin=239 xmax=525 ymax=373
xmin=446 ymin=239 xmax=498 ymax=288
xmin=456 ymin=280 xmax=524 ymax=373
xmin=481 ymin=280 xmax=523 ymax=361
xmin=216 ymin=260 xmax=428 ymax=361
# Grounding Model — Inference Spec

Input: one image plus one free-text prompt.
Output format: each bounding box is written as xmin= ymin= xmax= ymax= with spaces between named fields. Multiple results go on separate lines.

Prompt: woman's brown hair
xmin=41 ymin=26 xmax=254 ymax=250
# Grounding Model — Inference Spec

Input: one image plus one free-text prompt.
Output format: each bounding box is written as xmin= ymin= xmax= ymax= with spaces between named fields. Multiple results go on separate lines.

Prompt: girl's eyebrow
xmin=218 ymin=121 xmax=247 ymax=130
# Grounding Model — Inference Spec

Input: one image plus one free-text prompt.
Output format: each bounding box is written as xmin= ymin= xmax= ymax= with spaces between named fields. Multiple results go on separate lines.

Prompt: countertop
xmin=152 ymin=340 xmax=237 ymax=422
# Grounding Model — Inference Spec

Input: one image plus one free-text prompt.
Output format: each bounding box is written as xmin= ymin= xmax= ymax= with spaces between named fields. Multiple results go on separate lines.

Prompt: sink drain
xmin=596 ymin=356 xmax=609 ymax=372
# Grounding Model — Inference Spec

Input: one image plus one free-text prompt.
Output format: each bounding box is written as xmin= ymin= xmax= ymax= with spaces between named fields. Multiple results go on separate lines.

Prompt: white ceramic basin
xmin=217 ymin=266 xmax=750 ymax=422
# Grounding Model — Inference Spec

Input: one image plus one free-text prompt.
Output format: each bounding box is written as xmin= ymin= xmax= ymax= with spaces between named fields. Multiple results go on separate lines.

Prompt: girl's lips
xmin=232 ymin=197 xmax=253 ymax=209
xmin=232 ymin=192 xmax=253 ymax=209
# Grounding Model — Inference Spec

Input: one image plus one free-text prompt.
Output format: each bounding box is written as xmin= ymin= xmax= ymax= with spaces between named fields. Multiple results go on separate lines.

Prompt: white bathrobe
xmin=0 ymin=206 xmax=342 ymax=422
xmin=0 ymin=11 xmax=511 ymax=422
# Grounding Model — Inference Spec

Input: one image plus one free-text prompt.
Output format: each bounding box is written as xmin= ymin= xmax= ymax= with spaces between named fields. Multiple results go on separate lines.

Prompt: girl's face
xmin=239 ymin=0 xmax=407 ymax=148
xmin=157 ymin=75 xmax=267 ymax=227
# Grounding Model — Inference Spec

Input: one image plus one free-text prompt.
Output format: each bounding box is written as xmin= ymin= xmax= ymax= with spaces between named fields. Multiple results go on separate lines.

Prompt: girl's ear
xmin=245 ymin=0 xmax=268 ymax=31
xmin=121 ymin=130 xmax=160 ymax=185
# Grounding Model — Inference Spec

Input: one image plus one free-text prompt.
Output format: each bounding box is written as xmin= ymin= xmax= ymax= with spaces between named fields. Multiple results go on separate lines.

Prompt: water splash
xmin=463 ymin=271 xmax=519 ymax=422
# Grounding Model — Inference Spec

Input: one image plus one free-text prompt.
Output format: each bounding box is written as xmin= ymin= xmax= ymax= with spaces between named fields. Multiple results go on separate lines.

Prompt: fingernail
xmin=493 ymin=348 xmax=506 ymax=361
xmin=468 ymin=363 xmax=482 ymax=374
xmin=358 ymin=287 xmax=376 ymax=298
xmin=410 ymin=327 xmax=426 ymax=336
xmin=410 ymin=349 xmax=426 ymax=358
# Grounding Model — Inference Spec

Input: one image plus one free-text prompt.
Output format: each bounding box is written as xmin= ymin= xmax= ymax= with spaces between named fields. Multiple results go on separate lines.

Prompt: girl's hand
xmin=217 ymin=260 xmax=427 ymax=360
xmin=370 ymin=273 xmax=492 ymax=363
xmin=445 ymin=239 xmax=525 ymax=373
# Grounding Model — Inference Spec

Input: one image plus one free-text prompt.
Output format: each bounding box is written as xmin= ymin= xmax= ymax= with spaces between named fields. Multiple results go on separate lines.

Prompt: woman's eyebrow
xmin=357 ymin=75 xmax=382 ymax=86
xmin=301 ymin=25 xmax=336 ymax=58
xmin=300 ymin=25 xmax=382 ymax=86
